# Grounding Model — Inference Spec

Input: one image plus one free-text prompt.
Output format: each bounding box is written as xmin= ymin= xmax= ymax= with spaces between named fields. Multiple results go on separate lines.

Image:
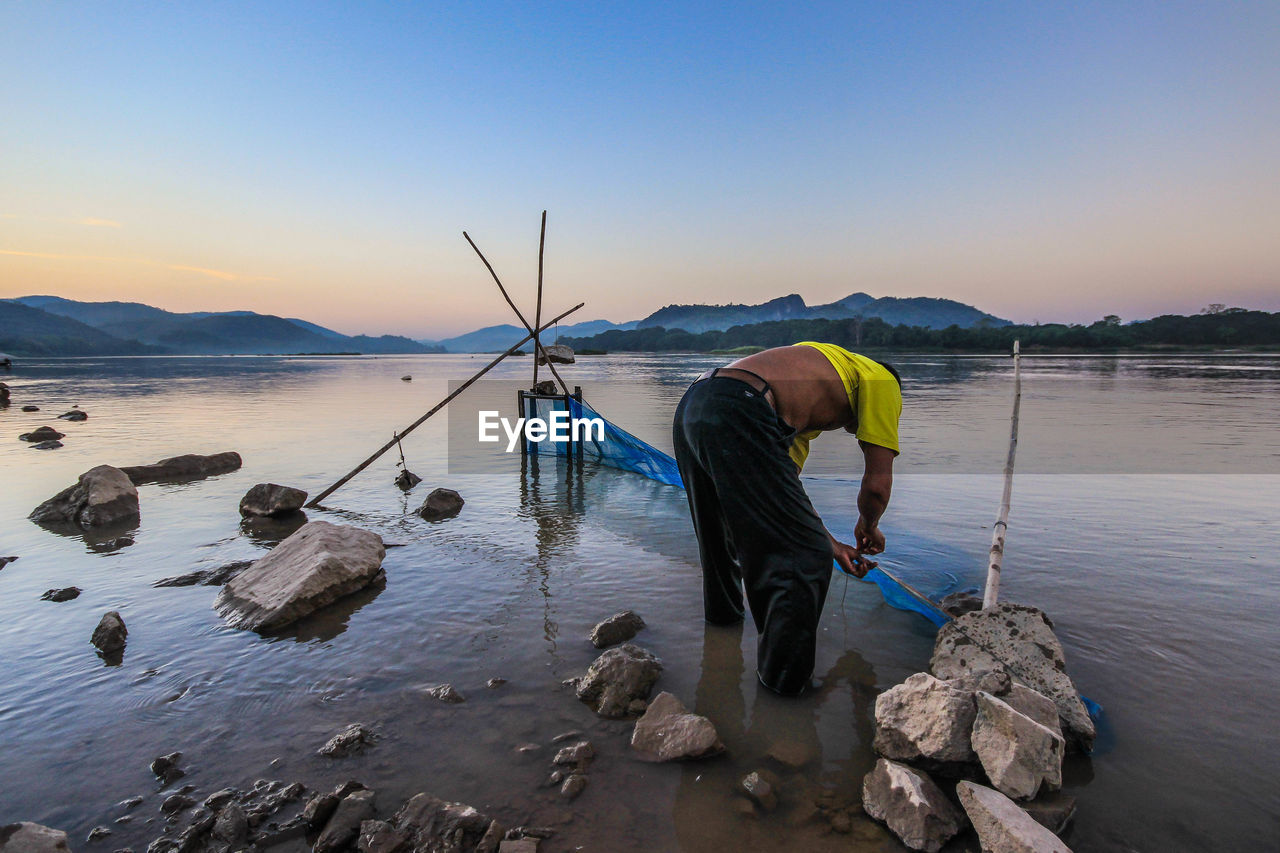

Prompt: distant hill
xmin=5 ymin=295 xmax=441 ymax=355
xmin=434 ymin=318 xmax=637 ymax=352
xmin=0 ymin=300 xmax=154 ymax=356
xmin=634 ymin=292 xmax=1006 ymax=333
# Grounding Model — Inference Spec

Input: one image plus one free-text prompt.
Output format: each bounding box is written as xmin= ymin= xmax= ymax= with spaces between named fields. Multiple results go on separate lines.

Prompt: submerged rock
xmin=738 ymin=771 xmax=779 ymax=812
xmin=120 ymin=452 xmax=242 ymax=485
xmin=873 ymin=672 xmax=977 ymax=765
xmin=573 ymin=643 xmax=663 ymax=718
xmin=971 ymin=691 xmax=1064 ymax=800
xmin=30 ymin=465 xmax=140 ymax=528
xmin=238 ymin=483 xmax=308 ymax=518
xmin=552 ymin=741 xmax=594 ymax=767
xmin=589 ymin=610 xmax=646 ymax=648
xmin=319 ymin=723 xmax=379 ymax=757
xmin=150 ymin=753 xmax=184 ymax=785
xmin=29 ymin=440 xmax=63 ymax=450
xmin=861 ymin=758 xmax=964 ymax=852
xmin=58 ymin=410 xmax=89 ymax=421
xmin=630 ymin=692 xmax=724 ymax=761
xmin=19 ymin=426 xmax=64 ymax=443
xmin=21 ymin=405 xmax=39 ymax=412
xmin=559 ymin=774 xmax=587 ymax=800
xmin=91 ymin=611 xmax=128 ymax=654
xmin=153 ymin=561 xmax=252 ymax=588
xmin=932 ymin=603 xmax=1094 ymax=751
xmin=1020 ymin=792 xmax=1077 ymax=836
xmin=535 ymin=344 xmax=575 ymax=365
xmin=0 ymin=822 xmax=72 ymax=853
xmin=214 ymin=521 xmax=386 ymax=632
xmin=41 ymin=587 xmax=81 ymax=602
xmin=419 ymin=683 xmax=466 ymax=704
xmin=401 ymin=375 xmax=412 ymax=381
xmin=956 ymin=781 xmax=1073 ymax=853
xmin=417 ymin=488 xmax=464 ymax=521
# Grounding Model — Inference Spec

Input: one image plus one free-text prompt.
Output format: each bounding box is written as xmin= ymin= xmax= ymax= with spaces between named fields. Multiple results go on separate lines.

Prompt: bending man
xmin=672 ymin=341 xmax=901 ymax=695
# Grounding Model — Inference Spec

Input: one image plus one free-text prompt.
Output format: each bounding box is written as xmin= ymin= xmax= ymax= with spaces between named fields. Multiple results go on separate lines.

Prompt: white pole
xmin=983 ymin=339 xmax=1021 ymax=609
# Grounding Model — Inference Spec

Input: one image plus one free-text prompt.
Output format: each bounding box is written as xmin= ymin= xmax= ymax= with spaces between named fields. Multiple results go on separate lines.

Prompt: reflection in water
xmin=238 ymin=510 xmax=309 ymax=545
xmin=268 ymin=571 xmax=387 ymax=643
xmin=517 ymin=454 xmax=587 ymax=653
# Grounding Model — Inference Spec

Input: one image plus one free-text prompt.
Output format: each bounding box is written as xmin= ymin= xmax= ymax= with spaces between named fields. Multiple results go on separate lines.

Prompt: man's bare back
xmin=728 ymin=345 xmax=854 ymax=433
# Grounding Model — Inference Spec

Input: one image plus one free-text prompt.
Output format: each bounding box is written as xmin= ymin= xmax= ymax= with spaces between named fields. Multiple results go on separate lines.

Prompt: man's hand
xmin=854 ymin=517 xmax=886 ymax=555
xmin=832 ymin=538 xmax=877 ymax=578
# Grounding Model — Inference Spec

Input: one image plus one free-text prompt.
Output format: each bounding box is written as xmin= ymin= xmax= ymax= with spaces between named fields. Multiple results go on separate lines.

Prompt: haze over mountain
xmin=3 ymin=296 xmax=441 ymax=356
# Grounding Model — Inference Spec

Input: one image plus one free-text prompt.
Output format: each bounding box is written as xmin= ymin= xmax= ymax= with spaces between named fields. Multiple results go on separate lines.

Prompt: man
xmin=672 ymin=341 xmax=902 ymax=696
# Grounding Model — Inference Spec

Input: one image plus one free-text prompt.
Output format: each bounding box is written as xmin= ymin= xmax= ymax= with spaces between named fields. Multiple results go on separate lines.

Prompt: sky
xmin=1 ymin=1 xmax=1277 ymax=339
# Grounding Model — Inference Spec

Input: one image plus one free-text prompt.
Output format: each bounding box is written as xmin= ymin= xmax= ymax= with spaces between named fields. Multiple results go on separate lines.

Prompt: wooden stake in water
xmin=306 ymin=302 xmax=585 ymax=508
xmin=983 ymin=339 xmax=1022 ymax=609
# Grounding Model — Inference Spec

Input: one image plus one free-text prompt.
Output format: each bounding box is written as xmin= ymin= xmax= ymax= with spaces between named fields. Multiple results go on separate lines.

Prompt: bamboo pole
xmin=305 ymin=302 xmax=585 ymax=508
xmin=983 ymin=339 xmax=1022 ymax=609
xmin=461 ymin=229 xmax=572 ymax=396
xmin=533 ymin=210 xmax=546 ymax=389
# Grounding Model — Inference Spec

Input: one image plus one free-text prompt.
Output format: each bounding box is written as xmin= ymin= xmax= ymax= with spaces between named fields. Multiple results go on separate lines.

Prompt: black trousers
xmin=672 ymin=375 xmax=833 ymax=695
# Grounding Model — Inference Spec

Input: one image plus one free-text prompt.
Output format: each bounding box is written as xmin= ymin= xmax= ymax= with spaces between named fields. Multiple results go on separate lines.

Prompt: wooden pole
xmin=461 ymin=229 xmax=572 ymax=396
xmin=533 ymin=210 xmax=546 ymax=389
xmin=983 ymin=339 xmax=1022 ymax=609
xmin=306 ymin=302 xmax=585 ymax=508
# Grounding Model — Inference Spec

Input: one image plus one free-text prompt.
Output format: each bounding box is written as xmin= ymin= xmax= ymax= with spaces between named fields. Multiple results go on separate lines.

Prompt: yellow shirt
xmin=788 ymin=341 xmax=902 ymax=471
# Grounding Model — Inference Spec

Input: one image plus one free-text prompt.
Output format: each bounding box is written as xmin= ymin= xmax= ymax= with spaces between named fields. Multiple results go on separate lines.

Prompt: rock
xmin=92 ymin=611 xmax=128 ymax=654
xmin=41 ymin=587 xmax=81 ymax=602
xmin=30 ymin=466 xmax=140 ymax=528
xmin=90 ymin=536 xmax=134 ymax=552
xmin=302 ymin=781 xmax=366 ymax=830
xmin=940 ymin=591 xmax=984 ymax=618
xmin=150 ymin=753 xmax=184 ymax=785
xmin=401 ymin=375 xmax=412 ymax=381
xmin=86 ymin=826 xmax=111 ymax=842
xmin=417 ymin=488 xmax=464 ymax=521
xmin=0 ymin=382 xmax=8 ymax=405
xmin=387 ymin=793 xmax=494 ymax=853
xmin=589 ymin=610 xmax=646 ymax=648
xmin=486 ymin=677 xmax=507 ymax=689
xmin=971 ymin=692 xmax=1064 ymax=801
xmin=574 ymin=643 xmax=663 ymax=718
xmin=238 ymin=484 xmax=308 ymax=518
xmin=153 ymin=561 xmax=252 ymax=588
xmin=739 ymin=771 xmax=778 ymax=812
xmin=59 ymin=410 xmax=89 ymax=421
xmin=120 ymin=796 xmax=144 ymax=809
xmin=210 ymin=803 xmax=248 ymax=848
xmin=535 ymin=344 xmax=575 ymax=365
xmin=120 ymin=452 xmax=242 ymax=485
xmin=944 ymin=669 xmax=1012 ymax=698
xmin=202 ymin=789 xmax=236 ymax=811
xmin=19 ymin=426 xmax=64 ymax=442
xmin=0 ymin=556 xmax=17 ymax=570
xmin=356 ymin=819 xmax=409 ymax=853
xmin=22 ymin=405 xmax=40 ymax=412
xmin=630 ymin=691 xmax=724 ymax=761
xmin=956 ymin=781 xmax=1072 ymax=853
xmin=765 ymin=739 xmax=815 ymax=770
xmin=861 ymin=759 xmax=964 ymax=852
xmin=931 ymin=603 xmax=1094 ymax=751
xmin=873 ymin=672 xmax=976 ymax=764
xmin=394 ymin=470 xmax=422 ymax=491
xmin=214 ymin=521 xmax=385 ymax=631
xmin=1004 ymin=684 xmax=1063 ymax=735
xmin=315 ymin=790 xmax=376 ymax=853
xmin=420 ymin=683 xmax=465 ymax=703
xmin=160 ymin=794 xmax=194 ymax=815
xmin=498 ymin=840 xmax=538 ymax=853
xmin=544 ymin=770 xmax=563 ymax=787
xmin=1020 ymin=792 xmax=1077 ymax=836
xmin=319 ymin=723 xmax=379 ymax=757
xmin=552 ymin=741 xmax=594 ymax=767
xmin=559 ymin=774 xmax=587 ymax=800
xmin=0 ymin=822 xmax=72 ymax=853
xmin=29 ymin=440 xmax=63 ymax=450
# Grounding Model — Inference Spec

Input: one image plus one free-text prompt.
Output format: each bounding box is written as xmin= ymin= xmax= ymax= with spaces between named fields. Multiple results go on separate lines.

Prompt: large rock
xmin=214 ymin=521 xmax=385 ymax=631
xmin=630 ymin=692 xmax=724 ymax=761
xmin=91 ymin=611 xmax=128 ymax=654
xmin=0 ymin=822 xmax=72 ymax=853
xmin=239 ymin=483 xmax=308 ymax=518
xmin=382 ymin=793 xmax=499 ymax=853
xmin=315 ymin=790 xmax=376 ymax=853
xmin=932 ymin=603 xmax=1094 ymax=751
xmin=120 ymin=452 xmax=242 ymax=485
xmin=573 ymin=643 xmax=663 ymax=718
xmin=535 ymin=344 xmax=575 ymax=365
xmin=29 ymin=465 xmax=139 ymax=528
xmin=862 ymin=759 xmax=965 ymax=852
xmin=417 ymin=488 xmax=464 ymax=521
xmin=19 ymin=426 xmax=64 ymax=443
xmin=956 ymin=781 xmax=1072 ymax=853
xmin=873 ymin=673 xmax=976 ymax=764
xmin=589 ymin=610 xmax=646 ymax=648
xmin=971 ymin=692 xmax=1064 ymax=801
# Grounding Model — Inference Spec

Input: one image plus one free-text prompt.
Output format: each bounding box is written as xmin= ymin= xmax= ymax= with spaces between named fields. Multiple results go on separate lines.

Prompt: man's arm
xmin=854 ymin=441 xmax=895 ymax=556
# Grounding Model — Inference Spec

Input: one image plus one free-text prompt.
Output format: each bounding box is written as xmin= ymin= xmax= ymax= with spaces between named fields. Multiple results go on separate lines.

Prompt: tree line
xmin=562 ymin=308 xmax=1280 ymax=353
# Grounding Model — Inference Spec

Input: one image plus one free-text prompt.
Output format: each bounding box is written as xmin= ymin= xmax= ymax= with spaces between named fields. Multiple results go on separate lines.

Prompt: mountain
xmin=434 ymin=318 xmax=636 ymax=352
xmin=6 ymin=296 xmax=440 ymax=355
xmin=634 ymin=292 xmax=1007 ymax=333
xmin=0 ymin=300 xmax=154 ymax=356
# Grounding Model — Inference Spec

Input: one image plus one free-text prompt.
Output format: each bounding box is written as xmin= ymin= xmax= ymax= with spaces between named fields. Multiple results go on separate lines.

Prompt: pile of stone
xmin=861 ymin=602 xmax=1088 ymax=852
